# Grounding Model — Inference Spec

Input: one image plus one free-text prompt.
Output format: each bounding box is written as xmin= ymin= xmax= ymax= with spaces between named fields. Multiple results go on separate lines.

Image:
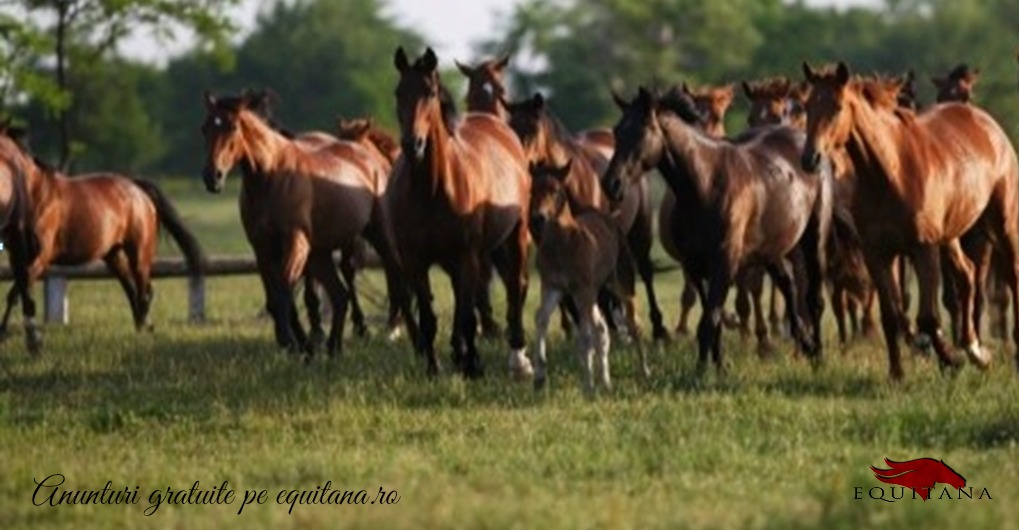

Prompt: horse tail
xmin=131 ymin=179 xmax=206 ymax=278
xmin=10 ymin=161 xmax=39 ymax=262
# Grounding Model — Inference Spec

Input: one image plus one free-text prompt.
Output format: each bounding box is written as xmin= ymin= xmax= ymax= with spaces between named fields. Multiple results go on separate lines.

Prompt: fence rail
xmin=0 ymin=253 xmax=374 ymax=325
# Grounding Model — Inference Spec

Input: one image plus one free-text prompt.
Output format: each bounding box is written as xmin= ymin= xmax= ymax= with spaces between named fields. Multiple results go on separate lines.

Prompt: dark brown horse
xmin=801 ymin=62 xmax=1019 ymax=379
xmin=391 ymin=47 xmax=533 ymax=378
xmin=604 ymin=87 xmax=831 ymax=372
xmin=743 ymin=77 xmax=877 ymax=347
xmin=0 ymin=124 xmax=40 ymax=352
xmin=530 ymin=159 xmax=646 ymax=393
xmin=201 ymin=90 xmax=411 ymax=357
xmin=932 ymin=64 xmax=979 ymax=104
xmin=0 ymin=127 xmax=204 ymax=345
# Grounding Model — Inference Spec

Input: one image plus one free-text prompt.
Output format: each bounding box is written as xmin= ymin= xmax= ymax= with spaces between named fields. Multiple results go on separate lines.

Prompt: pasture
xmin=1 ymin=180 xmax=1018 ymax=529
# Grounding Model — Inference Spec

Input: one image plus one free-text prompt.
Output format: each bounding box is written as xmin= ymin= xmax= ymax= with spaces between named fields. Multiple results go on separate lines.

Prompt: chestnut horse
xmin=201 ymin=91 xmax=412 ymax=357
xmin=0 ymin=128 xmax=204 ymax=344
xmin=604 ymin=87 xmax=832 ymax=373
xmin=0 ymin=124 xmax=39 ymax=352
xmin=801 ymin=62 xmax=1019 ymax=380
xmin=391 ymin=47 xmax=533 ymax=378
xmin=462 ymin=59 xmax=668 ymax=341
xmin=530 ymin=159 xmax=646 ymax=393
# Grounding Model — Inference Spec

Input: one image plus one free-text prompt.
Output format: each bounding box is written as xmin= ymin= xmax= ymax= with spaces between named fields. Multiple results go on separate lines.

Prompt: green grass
xmin=1 ymin=182 xmax=1018 ymax=529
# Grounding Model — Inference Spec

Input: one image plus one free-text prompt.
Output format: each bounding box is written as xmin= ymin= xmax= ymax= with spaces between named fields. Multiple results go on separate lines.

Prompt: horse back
xmin=451 ymin=113 xmax=530 ymax=208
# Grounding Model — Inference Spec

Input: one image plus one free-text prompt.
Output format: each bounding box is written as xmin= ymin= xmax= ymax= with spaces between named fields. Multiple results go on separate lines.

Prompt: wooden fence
xmin=0 ymin=254 xmax=368 ymax=325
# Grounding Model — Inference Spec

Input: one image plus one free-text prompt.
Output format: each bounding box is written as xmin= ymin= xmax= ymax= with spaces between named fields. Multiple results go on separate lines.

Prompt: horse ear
xmin=455 ymin=60 xmax=473 ymax=77
xmin=394 ymin=47 xmax=410 ymax=72
xmin=680 ymin=82 xmax=692 ymax=96
xmin=422 ymin=47 xmax=439 ymax=72
xmin=495 ymin=54 xmax=510 ymax=71
xmin=611 ymin=89 xmax=629 ymax=110
xmin=553 ymin=159 xmax=573 ymax=182
xmin=802 ymin=62 xmax=818 ymax=83
xmin=719 ymin=84 xmax=735 ymax=104
xmin=741 ymin=81 xmax=754 ymax=99
xmin=204 ymin=90 xmax=217 ymax=108
xmin=835 ymin=62 xmax=850 ymax=86
xmin=637 ymin=86 xmax=655 ymax=110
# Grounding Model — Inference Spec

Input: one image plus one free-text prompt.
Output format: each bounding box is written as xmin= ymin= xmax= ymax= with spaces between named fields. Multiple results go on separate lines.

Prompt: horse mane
xmin=947 ymin=63 xmax=976 ymax=81
xmin=854 ymin=75 xmax=916 ymax=123
xmin=438 ymin=83 xmax=458 ymax=134
xmin=658 ymin=86 xmax=706 ymax=126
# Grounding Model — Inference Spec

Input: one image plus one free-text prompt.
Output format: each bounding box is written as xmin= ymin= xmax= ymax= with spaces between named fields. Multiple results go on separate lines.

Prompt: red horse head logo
xmin=870 ymin=457 xmax=966 ymax=500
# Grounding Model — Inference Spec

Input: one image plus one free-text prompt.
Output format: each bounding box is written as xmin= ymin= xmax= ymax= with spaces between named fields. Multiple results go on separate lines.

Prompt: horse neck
xmin=236 ymin=111 xmax=295 ymax=175
xmin=842 ymin=96 xmax=909 ymax=192
xmin=420 ymin=103 xmax=455 ymax=185
xmin=657 ymin=113 xmax=720 ymax=200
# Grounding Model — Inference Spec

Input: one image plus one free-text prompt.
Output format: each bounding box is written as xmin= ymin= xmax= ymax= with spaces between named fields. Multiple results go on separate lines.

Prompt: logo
xmin=871 ymin=457 xmax=965 ymax=500
xmin=854 ymin=457 xmax=992 ymax=503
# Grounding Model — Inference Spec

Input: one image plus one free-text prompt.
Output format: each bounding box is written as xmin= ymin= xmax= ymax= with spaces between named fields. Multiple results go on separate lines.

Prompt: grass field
xmin=1 ymin=179 xmax=1019 ymax=529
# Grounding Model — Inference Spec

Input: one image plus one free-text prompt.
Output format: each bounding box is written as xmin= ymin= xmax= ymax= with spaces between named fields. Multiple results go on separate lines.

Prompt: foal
xmin=530 ymin=160 xmax=646 ymax=393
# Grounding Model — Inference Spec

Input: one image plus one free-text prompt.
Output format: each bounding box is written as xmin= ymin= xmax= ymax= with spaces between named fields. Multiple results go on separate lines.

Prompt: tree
xmin=0 ymin=0 xmax=239 ymax=169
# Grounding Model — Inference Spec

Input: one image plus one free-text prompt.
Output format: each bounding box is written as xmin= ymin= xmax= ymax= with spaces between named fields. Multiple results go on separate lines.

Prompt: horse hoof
xmin=963 ymin=341 xmax=992 ymax=371
xmin=508 ymin=349 xmax=533 ymax=381
xmin=533 ymin=375 xmax=547 ymax=391
xmin=721 ymin=312 xmax=740 ymax=330
xmin=464 ymin=359 xmax=485 ymax=380
xmin=911 ymin=333 xmax=934 ymax=355
xmin=674 ymin=324 xmax=689 ymax=336
xmin=386 ymin=326 xmax=404 ymax=343
xmin=309 ymin=329 xmax=327 ymax=347
xmin=0 ymin=327 xmax=10 ymax=343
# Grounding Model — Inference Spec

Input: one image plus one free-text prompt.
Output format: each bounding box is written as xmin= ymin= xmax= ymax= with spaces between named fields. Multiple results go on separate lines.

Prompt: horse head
xmin=801 ymin=61 xmax=852 ymax=173
xmin=394 ymin=46 xmax=444 ymax=161
xmin=456 ymin=54 xmax=510 ymax=114
xmin=200 ymin=89 xmax=272 ymax=193
xmin=932 ymin=63 xmax=979 ymax=104
xmin=681 ymin=82 xmax=733 ymax=137
xmin=528 ymin=158 xmax=572 ymax=237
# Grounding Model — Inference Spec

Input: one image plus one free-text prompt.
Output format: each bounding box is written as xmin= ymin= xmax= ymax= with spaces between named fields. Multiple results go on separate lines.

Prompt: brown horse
xmin=201 ymin=90 xmax=411 ymax=357
xmin=391 ymin=47 xmax=533 ymax=378
xmin=458 ymin=55 xmax=510 ymax=120
xmin=801 ymin=62 xmax=1019 ymax=379
xmin=743 ymin=77 xmax=877 ymax=347
xmin=0 ymin=127 xmax=204 ymax=344
xmin=0 ymin=124 xmax=40 ymax=351
xmin=530 ymin=159 xmax=646 ymax=393
xmin=603 ymin=86 xmax=831 ymax=373
xmin=932 ymin=64 xmax=979 ymax=104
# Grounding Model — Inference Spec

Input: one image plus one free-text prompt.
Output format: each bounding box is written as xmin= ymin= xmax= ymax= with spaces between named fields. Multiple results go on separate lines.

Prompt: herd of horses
xmin=3 ymin=46 xmax=1019 ymax=391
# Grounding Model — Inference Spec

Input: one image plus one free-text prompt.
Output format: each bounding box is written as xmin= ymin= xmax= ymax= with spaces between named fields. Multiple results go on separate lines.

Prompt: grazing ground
xmin=1 ymin=179 xmax=1018 ymax=530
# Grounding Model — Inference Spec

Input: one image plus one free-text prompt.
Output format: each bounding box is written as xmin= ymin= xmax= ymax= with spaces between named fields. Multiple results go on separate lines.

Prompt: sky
xmin=122 ymin=0 xmax=877 ymax=65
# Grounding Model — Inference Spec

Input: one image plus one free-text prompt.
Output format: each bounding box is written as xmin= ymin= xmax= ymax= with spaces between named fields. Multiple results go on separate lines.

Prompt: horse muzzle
xmin=402 ymin=136 xmax=427 ymax=161
xmin=801 ymin=149 xmax=823 ymax=173
xmin=202 ymin=168 xmax=225 ymax=193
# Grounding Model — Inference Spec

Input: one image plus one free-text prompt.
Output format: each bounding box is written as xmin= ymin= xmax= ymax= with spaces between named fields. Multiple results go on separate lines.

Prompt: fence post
xmin=188 ymin=275 xmax=205 ymax=323
xmin=44 ymin=276 xmax=68 ymax=324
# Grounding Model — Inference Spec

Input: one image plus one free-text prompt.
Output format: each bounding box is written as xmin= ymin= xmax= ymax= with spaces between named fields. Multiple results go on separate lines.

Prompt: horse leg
xmin=766 ymin=258 xmax=814 ymax=358
xmin=847 ymin=291 xmax=861 ymax=338
xmin=831 ymin=283 xmax=848 ymax=347
xmin=492 ymin=221 xmax=533 ymax=379
xmin=912 ymin=244 xmax=965 ymax=371
xmin=962 ymin=234 xmax=994 ymax=343
xmin=745 ymin=267 xmax=771 ymax=357
xmin=103 ymin=249 xmax=142 ymax=326
xmin=303 ymin=277 xmax=326 ymax=349
xmin=592 ymin=303 xmax=612 ymax=391
xmin=339 ymin=249 xmax=368 ymax=339
xmin=574 ymin=292 xmax=597 ymax=396
xmin=451 ymin=252 xmax=483 ymax=379
xmin=273 ymin=232 xmax=311 ymax=353
xmin=676 ymin=277 xmax=697 ymax=335
xmin=941 ymin=239 xmax=986 ymax=369
xmin=0 ymin=283 xmax=20 ymax=340
xmin=939 ymin=248 xmax=961 ymax=346
xmin=362 ymin=203 xmax=417 ymax=344
xmin=734 ymin=270 xmax=752 ymax=338
xmin=475 ymin=264 xmax=501 ymax=340
xmin=533 ymin=286 xmax=562 ymax=390
xmin=306 ymin=252 xmax=350 ymax=358
xmin=409 ymin=261 xmax=439 ymax=374
xmin=628 ymin=222 xmax=667 ymax=342
xmin=768 ymin=281 xmax=783 ymax=337
xmin=697 ymin=269 xmax=731 ymax=374
xmin=861 ymin=286 xmax=877 ymax=338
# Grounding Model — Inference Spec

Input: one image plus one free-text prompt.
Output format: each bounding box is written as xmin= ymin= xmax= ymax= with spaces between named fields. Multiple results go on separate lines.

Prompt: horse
xmin=0 ymin=127 xmax=205 ymax=344
xmin=461 ymin=61 xmax=668 ymax=342
xmin=530 ymin=159 xmax=646 ymax=393
xmin=201 ymin=90 xmax=412 ymax=358
xmin=0 ymin=124 xmax=40 ymax=352
xmin=743 ymin=76 xmax=877 ymax=347
xmin=603 ymin=86 xmax=832 ymax=373
xmin=929 ymin=64 xmax=1012 ymax=344
xmin=801 ymin=61 xmax=1019 ymax=380
xmin=391 ymin=46 xmax=533 ymax=378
